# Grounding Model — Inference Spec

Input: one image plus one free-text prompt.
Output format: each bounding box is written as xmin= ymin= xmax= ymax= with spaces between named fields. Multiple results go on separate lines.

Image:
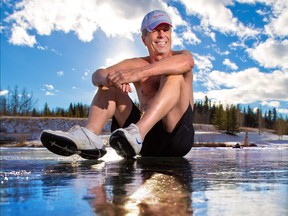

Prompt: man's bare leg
xmin=137 ymin=75 xmax=190 ymax=139
xmin=86 ymin=87 xmax=133 ymax=135
xmin=40 ymin=86 xmax=132 ymax=159
xmin=109 ymin=74 xmax=190 ymax=157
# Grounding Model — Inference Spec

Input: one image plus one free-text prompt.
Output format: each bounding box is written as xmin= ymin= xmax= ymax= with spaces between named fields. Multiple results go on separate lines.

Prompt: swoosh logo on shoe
xmin=136 ymin=138 xmax=142 ymax=145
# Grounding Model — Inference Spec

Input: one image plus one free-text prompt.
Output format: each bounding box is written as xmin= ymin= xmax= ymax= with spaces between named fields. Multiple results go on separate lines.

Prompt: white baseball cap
xmin=141 ymin=10 xmax=172 ymax=32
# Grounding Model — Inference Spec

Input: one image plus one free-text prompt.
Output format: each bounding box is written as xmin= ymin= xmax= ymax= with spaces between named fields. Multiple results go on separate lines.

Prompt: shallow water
xmin=1 ymin=147 xmax=287 ymax=216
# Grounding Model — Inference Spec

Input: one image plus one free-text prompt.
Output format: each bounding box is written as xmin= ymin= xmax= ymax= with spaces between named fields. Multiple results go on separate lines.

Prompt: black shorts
xmin=111 ymin=102 xmax=194 ymax=157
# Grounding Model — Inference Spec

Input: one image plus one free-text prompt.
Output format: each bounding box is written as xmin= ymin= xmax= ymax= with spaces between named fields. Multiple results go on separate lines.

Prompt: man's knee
xmin=160 ymin=75 xmax=186 ymax=98
xmin=160 ymin=74 xmax=184 ymax=88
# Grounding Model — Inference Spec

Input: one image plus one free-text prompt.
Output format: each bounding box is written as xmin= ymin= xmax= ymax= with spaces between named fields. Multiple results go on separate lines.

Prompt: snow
xmin=1 ymin=117 xmax=287 ymax=147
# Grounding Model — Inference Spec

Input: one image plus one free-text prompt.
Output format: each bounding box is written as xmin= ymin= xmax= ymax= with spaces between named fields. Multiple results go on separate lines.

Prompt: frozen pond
xmin=1 ymin=147 xmax=287 ymax=216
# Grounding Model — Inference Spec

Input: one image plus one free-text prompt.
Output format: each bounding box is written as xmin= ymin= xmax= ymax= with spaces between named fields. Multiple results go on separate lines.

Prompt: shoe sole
xmin=41 ymin=132 xmax=107 ymax=160
xmin=41 ymin=132 xmax=77 ymax=156
xmin=79 ymin=149 xmax=107 ymax=160
xmin=109 ymin=131 xmax=136 ymax=158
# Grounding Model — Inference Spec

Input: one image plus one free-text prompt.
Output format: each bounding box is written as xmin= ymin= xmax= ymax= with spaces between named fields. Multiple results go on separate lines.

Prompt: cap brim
xmin=147 ymin=21 xmax=172 ymax=32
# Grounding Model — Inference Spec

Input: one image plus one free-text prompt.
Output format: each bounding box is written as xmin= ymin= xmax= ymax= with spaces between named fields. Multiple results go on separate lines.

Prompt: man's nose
xmin=158 ymin=30 xmax=165 ymax=37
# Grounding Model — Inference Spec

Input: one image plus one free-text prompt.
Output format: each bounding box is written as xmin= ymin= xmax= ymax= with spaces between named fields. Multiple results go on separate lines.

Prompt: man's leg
xmin=41 ymin=87 xmax=132 ymax=159
xmin=137 ymin=74 xmax=190 ymax=138
xmin=109 ymin=74 xmax=190 ymax=157
xmin=86 ymin=87 xmax=133 ymax=135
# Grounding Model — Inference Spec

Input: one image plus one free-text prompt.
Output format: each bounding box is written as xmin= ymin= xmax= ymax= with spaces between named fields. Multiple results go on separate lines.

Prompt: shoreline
xmin=1 ymin=116 xmax=287 ymax=148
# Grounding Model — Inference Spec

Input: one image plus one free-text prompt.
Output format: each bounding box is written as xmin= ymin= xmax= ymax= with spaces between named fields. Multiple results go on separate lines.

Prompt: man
xmin=40 ymin=10 xmax=195 ymax=159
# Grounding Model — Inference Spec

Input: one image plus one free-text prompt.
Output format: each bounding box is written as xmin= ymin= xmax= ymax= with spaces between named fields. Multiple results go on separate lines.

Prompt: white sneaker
xmin=109 ymin=123 xmax=142 ymax=158
xmin=40 ymin=125 xmax=107 ymax=160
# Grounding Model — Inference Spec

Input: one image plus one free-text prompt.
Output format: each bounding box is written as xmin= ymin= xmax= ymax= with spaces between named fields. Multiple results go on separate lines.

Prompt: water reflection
xmin=87 ymin=157 xmax=193 ymax=215
xmin=1 ymin=148 xmax=287 ymax=216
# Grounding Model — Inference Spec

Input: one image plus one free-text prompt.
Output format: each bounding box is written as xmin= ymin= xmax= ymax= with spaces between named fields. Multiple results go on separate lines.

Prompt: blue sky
xmin=1 ymin=0 xmax=288 ymax=116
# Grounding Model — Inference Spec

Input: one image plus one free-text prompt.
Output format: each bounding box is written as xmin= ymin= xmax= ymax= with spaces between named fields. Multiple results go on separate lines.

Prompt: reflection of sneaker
xmin=109 ymin=123 xmax=142 ymax=158
xmin=40 ymin=125 xmax=107 ymax=160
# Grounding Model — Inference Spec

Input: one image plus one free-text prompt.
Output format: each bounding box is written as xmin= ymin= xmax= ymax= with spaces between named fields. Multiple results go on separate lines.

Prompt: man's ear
xmin=141 ymin=35 xmax=147 ymax=46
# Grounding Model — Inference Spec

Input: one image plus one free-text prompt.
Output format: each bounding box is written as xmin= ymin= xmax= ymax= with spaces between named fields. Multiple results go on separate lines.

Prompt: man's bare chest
xmin=139 ymin=76 xmax=161 ymax=97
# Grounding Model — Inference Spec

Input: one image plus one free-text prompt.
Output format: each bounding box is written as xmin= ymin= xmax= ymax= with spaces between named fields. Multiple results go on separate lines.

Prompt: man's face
xmin=142 ymin=24 xmax=172 ymax=56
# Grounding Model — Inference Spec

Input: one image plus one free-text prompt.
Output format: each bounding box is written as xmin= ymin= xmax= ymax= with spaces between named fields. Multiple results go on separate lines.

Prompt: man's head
xmin=141 ymin=10 xmax=172 ymax=36
xmin=141 ymin=10 xmax=173 ymax=56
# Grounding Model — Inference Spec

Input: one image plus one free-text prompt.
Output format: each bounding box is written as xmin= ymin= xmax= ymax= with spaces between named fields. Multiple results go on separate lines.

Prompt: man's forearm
xmin=141 ymin=52 xmax=194 ymax=78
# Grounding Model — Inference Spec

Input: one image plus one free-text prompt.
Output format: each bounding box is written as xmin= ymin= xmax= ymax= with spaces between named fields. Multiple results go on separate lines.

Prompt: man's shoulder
xmin=126 ymin=56 xmax=149 ymax=62
xmin=172 ymin=49 xmax=191 ymax=56
xmin=120 ymin=57 xmax=150 ymax=68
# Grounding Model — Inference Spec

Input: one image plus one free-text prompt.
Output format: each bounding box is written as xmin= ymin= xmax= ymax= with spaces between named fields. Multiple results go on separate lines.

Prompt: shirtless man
xmin=40 ymin=10 xmax=195 ymax=159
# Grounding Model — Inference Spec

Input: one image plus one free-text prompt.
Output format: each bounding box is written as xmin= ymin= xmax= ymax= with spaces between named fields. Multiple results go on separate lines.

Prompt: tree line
xmin=0 ymin=86 xmax=89 ymax=118
xmin=193 ymin=96 xmax=288 ymax=137
xmin=1 ymin=86 xmax=287 ymax=136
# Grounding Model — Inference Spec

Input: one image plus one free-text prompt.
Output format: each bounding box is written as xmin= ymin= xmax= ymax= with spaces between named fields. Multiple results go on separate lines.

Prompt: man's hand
xmin=107 ymin=68 xmax=141 ymax=93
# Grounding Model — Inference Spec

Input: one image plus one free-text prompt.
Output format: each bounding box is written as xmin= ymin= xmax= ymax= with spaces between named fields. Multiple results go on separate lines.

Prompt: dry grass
xmin=194 ymin=142 xmax=227 ymax=147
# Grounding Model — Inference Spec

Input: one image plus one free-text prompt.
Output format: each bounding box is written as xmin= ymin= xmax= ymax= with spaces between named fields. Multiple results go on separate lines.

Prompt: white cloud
xmin=247 ymin=39 xmax=288 ymax=69
xmin=8 ymin=25 xmax=36 ymax=47
xmin=44 ymin=84 xmax=54 ymax=91
xmin=57 ymin=71 xmax=64 ymax=77
xmin=81 ymin=70 xmax=90 ymax=80
xmin=265 ymin=8 xmax=288 ymax=38
xmin=45 ymin=92 xmax=55 ymax=96
xmin=0 ymin=90 xmax=9 ymax=96
xmin=41 ymin=84 xmax=57 ymax=96
xmin=261 ymin=101 xmax=280 ymax=108
xmin=229 ymin=41 xmax=247 ymax=50
xmin=182 ymin=28 xmax=201 ymax=45
xmin=3 ymin=0 xmax=182 ymax=46
xmin=236 ymin=0 xmax=288 ymax=38
xmin=193 ymin=91 xmax=207 ymax=101
xmin=223 ymin=58 xmax=238 ymax=70
xmin=198 ymin=68 xmax=288 ymax=105
xmin=213 ymin=45 xmax=230 ymax=56
xmin=194 ymin=53 xmax=214 ymax=72
xmin=37 ymin=45 xmax=47 ymax=50
xmin=278 ymin=108 xmax=288 ymax=114
xmin=180 ymin=0 xmax=259 ymax=38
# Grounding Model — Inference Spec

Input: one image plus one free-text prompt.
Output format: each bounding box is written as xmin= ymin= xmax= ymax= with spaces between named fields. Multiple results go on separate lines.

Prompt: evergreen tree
xmin=276 ymin=116 xmax=286 ymax=140
xmin=212 ymin=104 xmax=226 ymax=131
xmin=43 ymin=103 xmax=51 ymax=116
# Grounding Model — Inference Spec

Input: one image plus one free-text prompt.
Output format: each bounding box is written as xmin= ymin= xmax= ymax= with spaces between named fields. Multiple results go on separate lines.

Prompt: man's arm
xmin=108 ymin=50 xmax=194 ymax=88
xmin=141 ymin=50 xmax=194 ymax=77
xmin=92 ymin=58 xmax=149 ymax=88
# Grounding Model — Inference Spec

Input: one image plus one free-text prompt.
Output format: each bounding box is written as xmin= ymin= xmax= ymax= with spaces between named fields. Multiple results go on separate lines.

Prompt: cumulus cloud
xmin=261 ymin=101 xmax=280 ymax=108
xmin=223 ymin=58 xmax=238 ymax=70
xmin=9 ymin=25 xmax=36 ymax=47
xmin=265 ymin=8 xmax=288 ymax=38
xmin=179 ymin=0 xmax=259 ymax=38
xmin=3 ymin=0 xmax=184 ymax=47
xmin=194 ymin=53 xmax=214 ymax=72
xmin=182 ymin=28 xmax=201 ymax=45
xmin=247 ymin=39 xmax=288 ymax=69
xmin=236 ymin=0 xmax=288 ymax=38
xmin=199 ymin=68 xmax=288 ymax=105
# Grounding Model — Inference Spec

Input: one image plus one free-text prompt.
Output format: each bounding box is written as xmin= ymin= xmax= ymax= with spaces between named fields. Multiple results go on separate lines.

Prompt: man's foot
xmin=40 ymin=125 xmax=107 ymax=160
xmin=109 ymin=123 xmax=142 ymax=158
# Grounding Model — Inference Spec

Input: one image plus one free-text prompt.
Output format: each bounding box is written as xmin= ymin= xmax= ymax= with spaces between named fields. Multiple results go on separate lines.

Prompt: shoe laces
xmin=68 ymin=125 xmax=81 ymax=132
xmin=126 ymin=124 xmax=139 ymax=135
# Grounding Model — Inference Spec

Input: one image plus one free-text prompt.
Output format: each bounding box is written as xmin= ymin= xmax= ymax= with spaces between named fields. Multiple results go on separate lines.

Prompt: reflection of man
xmin=40 ymin=10 xmax=195 ymax=159
xmin=88 ymin=158 xmax=193 ymax=215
